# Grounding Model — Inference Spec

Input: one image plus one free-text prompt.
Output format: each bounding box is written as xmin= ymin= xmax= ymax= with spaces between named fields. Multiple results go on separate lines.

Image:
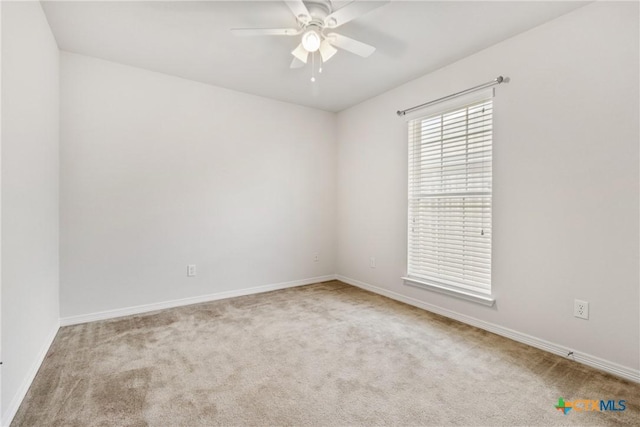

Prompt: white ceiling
xmin=42 ymin=0 xmax=587 ymax=112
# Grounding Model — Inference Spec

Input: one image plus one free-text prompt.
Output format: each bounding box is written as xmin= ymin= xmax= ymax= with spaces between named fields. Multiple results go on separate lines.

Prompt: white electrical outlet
xmin=574 ymin=299 xmax=589 ymax=319
xmin=187 ymin=264 xmax=196 ymax=277
xmin=370 ymin=257 xmax=376 ymax=268
xmin=314 ymin=253 xmax=319 ymax=262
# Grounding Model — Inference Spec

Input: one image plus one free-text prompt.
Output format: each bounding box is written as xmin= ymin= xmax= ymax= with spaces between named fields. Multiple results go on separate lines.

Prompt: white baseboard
xmin=2 ymin=321 xmax=60 ymax=427
xmin=60 ymin=275 xmax=337 ymax=327
xmin=336 ymin=274 xmax=640 ymax=384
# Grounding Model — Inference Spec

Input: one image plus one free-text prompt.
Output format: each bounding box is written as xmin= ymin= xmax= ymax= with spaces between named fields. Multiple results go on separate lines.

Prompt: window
xmin=404 ymin=97 xmax=494 ymax=306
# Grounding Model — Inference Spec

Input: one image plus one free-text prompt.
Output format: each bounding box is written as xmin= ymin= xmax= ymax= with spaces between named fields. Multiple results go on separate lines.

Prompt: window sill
xmin=402 ymin=277 xmax=496 ymax=307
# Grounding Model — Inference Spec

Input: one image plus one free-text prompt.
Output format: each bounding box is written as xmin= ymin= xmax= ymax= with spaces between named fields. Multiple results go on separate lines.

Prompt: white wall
xmin=336 ymin=1 xmax=639 ymax=372
xmin=1 ymin=1 xmax=60 ymax=422
xmin=60 ymin=52 xmax=336 ymax=318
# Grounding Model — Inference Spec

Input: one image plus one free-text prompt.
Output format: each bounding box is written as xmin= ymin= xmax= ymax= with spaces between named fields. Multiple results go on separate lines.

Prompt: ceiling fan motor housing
xmin=301 ymin=0 xmax=332 ymax=26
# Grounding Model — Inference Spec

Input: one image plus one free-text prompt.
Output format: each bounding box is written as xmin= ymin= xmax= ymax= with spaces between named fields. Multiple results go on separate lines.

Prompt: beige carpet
xmin=11 ymin=281 xmax=640 ymax=426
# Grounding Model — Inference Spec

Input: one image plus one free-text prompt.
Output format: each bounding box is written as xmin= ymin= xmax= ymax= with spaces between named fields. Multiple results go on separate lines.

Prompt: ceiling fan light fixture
xmin=319 ymin=40 xmax=337 ymax=62
xmin=291 ymin=43 xmax=309 ymax=63
xmin=301 ymin=29 xmax=321 ymax=52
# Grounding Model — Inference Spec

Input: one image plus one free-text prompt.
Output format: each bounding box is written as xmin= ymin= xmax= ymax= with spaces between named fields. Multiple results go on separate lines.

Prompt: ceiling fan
xmin=231 ymin=0 xmax=388 ymax=75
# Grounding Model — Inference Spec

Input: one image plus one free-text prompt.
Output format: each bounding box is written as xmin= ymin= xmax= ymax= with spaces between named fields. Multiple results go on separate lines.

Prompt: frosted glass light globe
xmin=302 ymin=30 xmax=321 ymax=52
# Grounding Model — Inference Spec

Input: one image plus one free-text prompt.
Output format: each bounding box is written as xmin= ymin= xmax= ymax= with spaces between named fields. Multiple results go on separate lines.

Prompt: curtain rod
xmin=396 ymin=76 xmax=505 ymax=117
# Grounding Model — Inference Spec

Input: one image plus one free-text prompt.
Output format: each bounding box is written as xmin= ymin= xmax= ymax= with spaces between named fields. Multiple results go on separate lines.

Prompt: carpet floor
xmin=11 ymin=280 xmax=640 ymax=426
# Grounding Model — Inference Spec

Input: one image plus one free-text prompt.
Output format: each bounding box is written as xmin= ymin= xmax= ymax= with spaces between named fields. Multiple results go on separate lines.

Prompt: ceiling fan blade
xmin=326 ymin=33 xmax=376 ymax=57
xmin=291 ymin=43 xmax=309 ymax=63
xmin=285 ymin=0 xmax=311 ymax=24
xmin=290 ymin=57 xmax=306 ymax=69
xmin=324 ymin=1 xmax=389 ymax=29
xmin=231 ymin=28 xmax=300 ymax=36
xmin=319 ymin=40 xmax=338 ymax=62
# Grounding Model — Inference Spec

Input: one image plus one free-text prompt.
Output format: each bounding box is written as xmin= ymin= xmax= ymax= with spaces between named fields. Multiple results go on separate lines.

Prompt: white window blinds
xmin=407 ymin=98 xmax=493 ymax=295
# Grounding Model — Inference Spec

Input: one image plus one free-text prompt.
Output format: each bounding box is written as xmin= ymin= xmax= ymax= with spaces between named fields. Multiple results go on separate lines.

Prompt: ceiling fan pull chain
xmin=311 ymin=52 xmax=316 ymax=82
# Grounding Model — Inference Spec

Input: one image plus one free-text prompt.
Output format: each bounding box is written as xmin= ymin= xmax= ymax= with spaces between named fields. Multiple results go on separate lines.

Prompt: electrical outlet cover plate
xmin=574 ymin=299 xmax=589 ymax=320
xmin=187 ymin=264 xmax=196 ymax=277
